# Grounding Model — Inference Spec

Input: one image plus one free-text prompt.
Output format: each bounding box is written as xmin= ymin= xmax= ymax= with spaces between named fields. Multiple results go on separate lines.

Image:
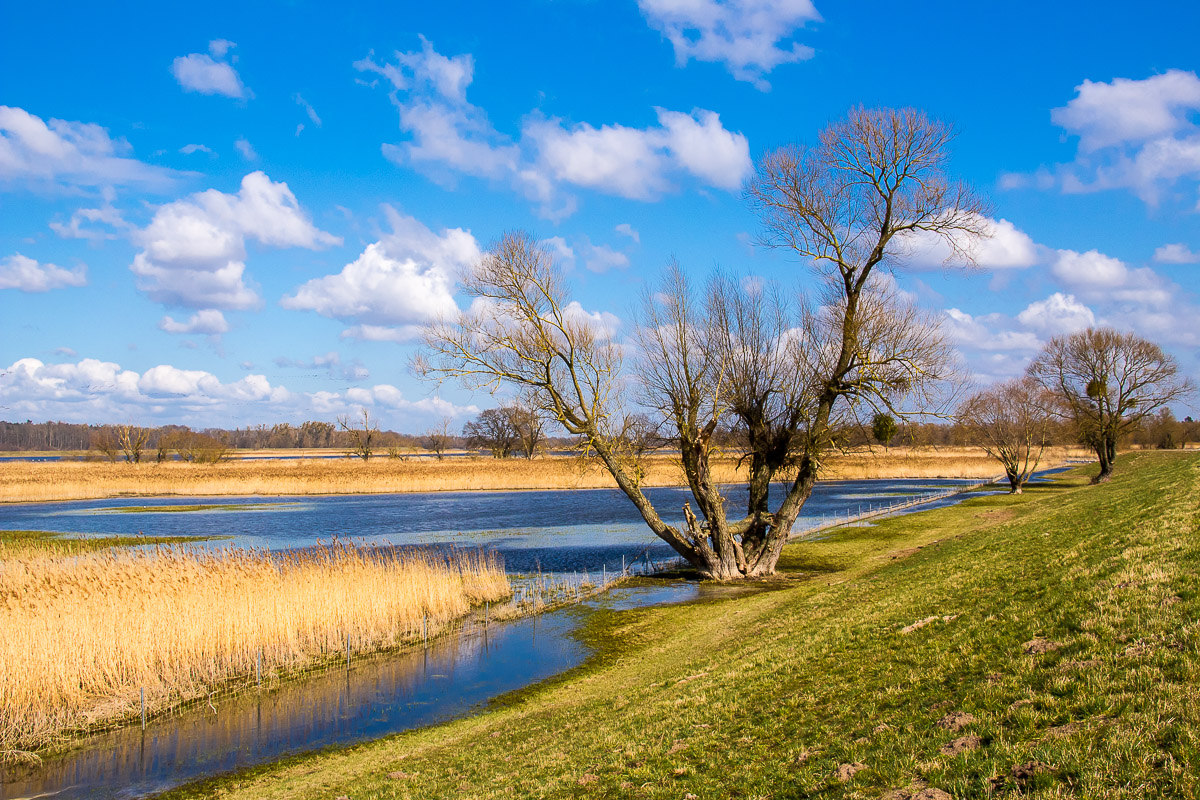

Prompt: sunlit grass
xmin=159 ymin=451 xmax=1199 ymax=799
xmin=0 ymin=541 xmax=509 ymax=757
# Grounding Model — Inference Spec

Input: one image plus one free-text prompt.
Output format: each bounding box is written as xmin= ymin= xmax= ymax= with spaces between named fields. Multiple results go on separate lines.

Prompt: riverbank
xmin=0 ymin=543 xmax=509 ymax=758
xmin=160 ymin=450 xmax=1200 ymax=799
xmin=0 ymin=447 xmax=1091 ymax=503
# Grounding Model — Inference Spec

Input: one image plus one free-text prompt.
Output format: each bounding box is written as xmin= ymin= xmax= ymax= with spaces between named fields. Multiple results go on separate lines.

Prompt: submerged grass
xmin=0 ymin=529 xmax=228 ymax=557
xmin=0 ymin=541 xmax=510 ymax=758
xmin=162 ymin=450 xmax=1199 ymax=799
xmin=0 ymin=446 xmax=1091 ymax=503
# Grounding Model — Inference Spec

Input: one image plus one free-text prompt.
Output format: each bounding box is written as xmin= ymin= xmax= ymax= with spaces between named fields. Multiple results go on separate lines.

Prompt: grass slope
xmin=166 ymin=451 xmax=1199 ymax=799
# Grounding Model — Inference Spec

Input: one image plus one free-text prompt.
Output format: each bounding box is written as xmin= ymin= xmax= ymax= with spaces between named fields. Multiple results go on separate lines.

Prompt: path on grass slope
xmin=165 ymin=451 xmax=1200 ymax=800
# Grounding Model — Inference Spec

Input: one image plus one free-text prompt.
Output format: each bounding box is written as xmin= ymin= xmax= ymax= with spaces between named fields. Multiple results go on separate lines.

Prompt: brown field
xmin=0 ymin=447 xmax=1093 ymax=504
xmin=0 ymin=542 xmax=509 ymax=757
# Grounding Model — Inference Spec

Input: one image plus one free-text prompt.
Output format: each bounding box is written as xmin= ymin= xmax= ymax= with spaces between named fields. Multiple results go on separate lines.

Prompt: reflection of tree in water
xmin=2 ymin=615 xmax=579 ymax=800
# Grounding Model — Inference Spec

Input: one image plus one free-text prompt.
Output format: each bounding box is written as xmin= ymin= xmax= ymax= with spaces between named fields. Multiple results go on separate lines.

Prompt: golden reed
xmin=0 ymin=447 xmax=1090 ymax=504
xmin=0 ymin=542 xmax=508 ymax=757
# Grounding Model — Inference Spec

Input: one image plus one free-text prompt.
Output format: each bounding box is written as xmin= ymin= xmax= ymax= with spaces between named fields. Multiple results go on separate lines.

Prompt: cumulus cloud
xmin=172 ymin=40 xmax=250 ymax=98
xmin=637 ymin=0 xmax=820 ymax=90
xmin=179 ymin=143 xmax=213 ymax=155
xmin=1154 ymin=242 xmax=1199 ymax=263
xmin=1013 ymin=70 xmax=1200 ymax=207
xmin=0 ymin=254 xmax=87 ymax=292
xmin=158 ymin=309 xmax=230 ymax=335
xmin=49 ymin=187 xmax=131 ymax=240
xmin=1050 ymin=248 xmax=1128 ymax=288
xmin=356 ymin=38 xmax=750 ymax=217
xmin=524 ymin=108 xmax=752 ymax=200
xmin=132 ymin=171 xmax=340 ymax=309
xmin=282 ymin=205 xmax=479 ymax=340
xmin=941 ymin=308 xmax=1041 ymax=352
xmin=900 ymin=215 xmax=1040 ymax=270
xmin=1015 ymin=293 xmax=1096 ymax=336
xmin=0 ymin=105 xmax=180 ymax=192
xmin=0 ymin=352 xmax=474 ymax=427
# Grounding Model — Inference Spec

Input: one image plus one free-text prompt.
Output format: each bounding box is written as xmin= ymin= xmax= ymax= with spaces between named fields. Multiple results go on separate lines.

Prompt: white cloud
xmin=208 ymin=39 xmax=235 ymax=59
xmin=540 ymin=236 xmax=575 ymax=264
xmin=941 ymin=308 xmax=1040 ymax=352
xmin=158 ymin=309 xmax=230 ymax=335
xmin=282 ymin=205 xmax=479 ymax=334
xmin=0 ymin=105 xmax=179 ymax=191
xmin=49 ymin=187 xmax=130 ymax=240
xmin=357 ymin=39 xmax=751 ymax=216
xmin=0 ymin=254 xmax=87 ymax=292
xmin=294 ymin=94 xmax=322 ymax=127
xmin=0 ymin=355 xmax=480 ymax=427
xmin=524 ymin=107 xmax=751 ymax=200
xmin=615 ymin=223 xmax=640 ymax=244
xmin=1015 ymin=293 xmax=1096 ymax=336
xmin=1154 ymin=242 xmax=1199 ymax=263
xmin=235 ymin=138 xmax=258 ymax=161
xmin=1050 ymin=248 xmax=1128 ymax=288
xmin=563 ymin=301 xmax=621 ymax=339
xmin=172 ymin=41 xmax=249 ymax=98
xmin=638 ymin=0 xmax=820 ymax=90
xmin=581 ymin=240 xmax=631 ymax=273
xmin=1019 ymin=70 xmax=1200 ymax=207
xmin=132 ymin=171 xmax=340 ymax=309
xmin=900 ymin=215 xmax=1039 ymax=270
xmin=1051 ymin=70 xmax=1200 ymax=152
xmin=179 ymin=143 xmax=213 ymax=155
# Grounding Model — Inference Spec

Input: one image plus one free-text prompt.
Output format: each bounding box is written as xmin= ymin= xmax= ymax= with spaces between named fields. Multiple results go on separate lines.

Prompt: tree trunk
xmin=1092 ymin=438 xmax=1115 ymax=484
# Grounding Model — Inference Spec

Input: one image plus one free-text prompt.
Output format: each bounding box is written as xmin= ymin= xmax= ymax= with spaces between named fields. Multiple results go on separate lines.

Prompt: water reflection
xmin=0 ymin=582 xmax=701 ymax=800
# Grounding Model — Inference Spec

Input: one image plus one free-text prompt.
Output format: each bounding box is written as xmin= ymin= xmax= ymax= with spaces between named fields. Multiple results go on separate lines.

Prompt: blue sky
xmin=2 ymin=0 xmax=1198 ymax=430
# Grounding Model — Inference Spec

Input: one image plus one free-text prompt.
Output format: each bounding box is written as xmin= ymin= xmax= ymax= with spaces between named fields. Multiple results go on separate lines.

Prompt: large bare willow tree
xmin=418 ymin=107 xmax=988 ymax=580
xmin=1028 ymin=327 xmax=1194 ymax=483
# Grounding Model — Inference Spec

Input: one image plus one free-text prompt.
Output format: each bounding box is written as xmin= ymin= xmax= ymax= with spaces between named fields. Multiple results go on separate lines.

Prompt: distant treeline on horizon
xmin=2 ymin=413 xmax=1196 ymax=454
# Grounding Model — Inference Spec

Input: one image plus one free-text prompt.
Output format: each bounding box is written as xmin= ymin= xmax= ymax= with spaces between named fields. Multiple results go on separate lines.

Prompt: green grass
xmin=163 ymin=451 xmax=1198 ymax=799
xmin=0 ymin=529 xmax=229 ymax=555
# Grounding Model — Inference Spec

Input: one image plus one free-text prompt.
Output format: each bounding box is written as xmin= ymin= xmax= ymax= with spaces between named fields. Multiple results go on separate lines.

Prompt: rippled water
xmin=0 ymin=478 xmax=986 ymax=575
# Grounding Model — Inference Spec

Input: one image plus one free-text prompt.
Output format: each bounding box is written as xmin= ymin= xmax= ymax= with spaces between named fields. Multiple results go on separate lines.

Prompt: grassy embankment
xmin=0 ymin=446 xmax=1091 ymax=503
xmin=0 ymin=542 xmax=510 ymax=759
xmin=164 ymin=450 xmax=1199 ymax=799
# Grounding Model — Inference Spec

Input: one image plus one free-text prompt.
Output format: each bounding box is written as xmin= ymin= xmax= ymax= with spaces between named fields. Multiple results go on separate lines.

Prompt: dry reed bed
xmin=0 ymin=448 xmax=1091 ymax=504
xmin=0 ymin=542 xmax=509 ymax=756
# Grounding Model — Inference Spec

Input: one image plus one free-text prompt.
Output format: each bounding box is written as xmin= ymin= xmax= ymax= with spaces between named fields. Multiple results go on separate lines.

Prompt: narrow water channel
xmin=0 ymin=582 xmax=702 ymax=800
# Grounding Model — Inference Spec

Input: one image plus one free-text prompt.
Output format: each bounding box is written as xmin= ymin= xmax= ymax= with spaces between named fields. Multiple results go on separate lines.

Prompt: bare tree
xmin=957 ymin=378 xmax=1052 ymax=493
xmin=463 ymin=409 xmax=518 ymax=458
xmin=418 ymin=108 xmax=984 ymax=580
xmin=338 ymin=407 xmax=379 ymax=461
xmin=1028 ymin=327 xmax=1194 ymax=483
xmin=505 ymin=397 xmax=545 ymax=459
xmin=116 ymin=424 xmax=149 ymax=464
xmin=90 ymin=428 xmax=119 ymax=462
xmin=423 ymin=417 xmax=454 ymax=460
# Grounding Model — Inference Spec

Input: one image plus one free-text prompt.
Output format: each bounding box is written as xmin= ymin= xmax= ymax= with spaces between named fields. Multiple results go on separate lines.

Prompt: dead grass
xmin=0 ymin=542 xmax=509 ymax=755
xmin=0 ymin=447 xmax=1092 ymax=504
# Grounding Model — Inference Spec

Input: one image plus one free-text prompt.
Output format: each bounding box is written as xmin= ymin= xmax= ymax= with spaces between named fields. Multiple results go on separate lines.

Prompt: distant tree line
xmin=2 ymin=410 xmax=1196 ymax=457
